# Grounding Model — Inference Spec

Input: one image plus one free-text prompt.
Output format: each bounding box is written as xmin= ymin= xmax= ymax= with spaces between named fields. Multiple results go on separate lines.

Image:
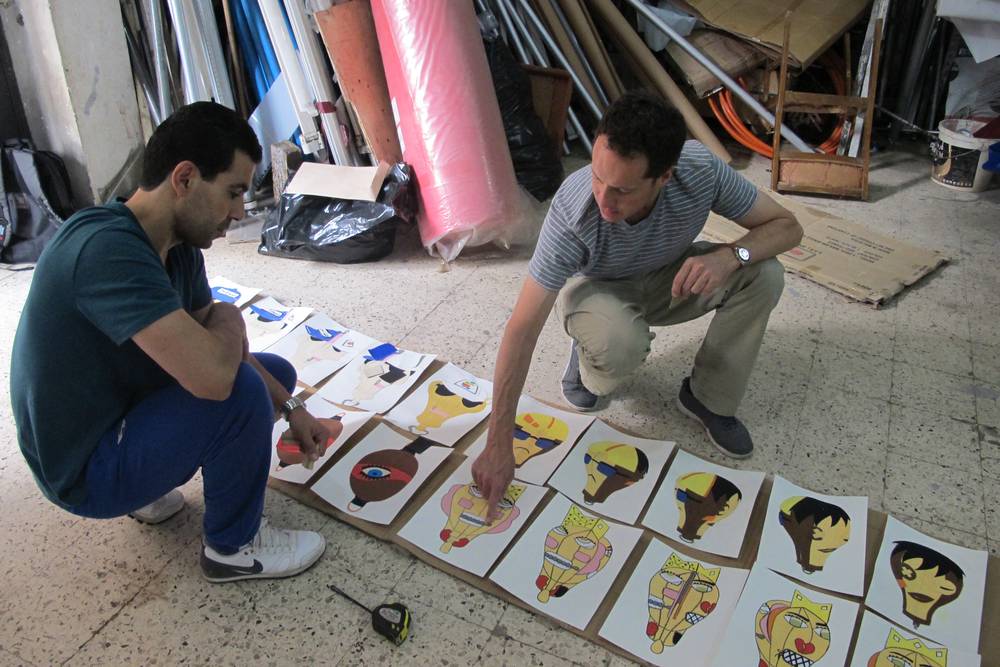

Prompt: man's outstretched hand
xmin=471 ymin=439 xmax=515 ymax=524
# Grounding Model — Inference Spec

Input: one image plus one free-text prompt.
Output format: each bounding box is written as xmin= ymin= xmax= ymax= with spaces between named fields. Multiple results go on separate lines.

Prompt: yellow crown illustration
xmin=791 ymin=590 xmax=832 ymax=623
xmin=885 ymin=629 xmax=948 ymax=663
xmin=677 ymin=472 xmax=716 ymax=497
xmin=780 ymin=496 xmax=805 ymax=514
xmin=663 ymin=553 xmax=721 ymax=584
xmin=503 ymin=483 xmax=526 ymax=503
xmin=562 ymin=506 xmax=609 ymax=539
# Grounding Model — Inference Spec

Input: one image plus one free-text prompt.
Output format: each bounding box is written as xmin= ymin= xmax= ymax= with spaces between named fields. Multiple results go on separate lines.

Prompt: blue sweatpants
xmin=69 ymin=353 xmax=295 ymax=554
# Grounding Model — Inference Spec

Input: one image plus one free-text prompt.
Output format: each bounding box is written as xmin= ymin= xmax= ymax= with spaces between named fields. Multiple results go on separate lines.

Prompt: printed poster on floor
xmin=264 ymin=313 xmax=376 ymax=389
xmin=849 ymin=609 xmax=981 ymax=667
xmin=242 ymin=296 xmax=312 ymax=352
xmin=384 ymin=363 xmax=493 ymax=446
xmin=315 ymin=343 xmax=435 ymax=414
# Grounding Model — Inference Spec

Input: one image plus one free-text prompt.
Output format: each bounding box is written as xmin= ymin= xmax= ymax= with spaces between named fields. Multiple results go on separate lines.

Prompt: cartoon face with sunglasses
xmin=512 ymin=412 xmax=570 ymax=466
xmin=411 ymin=381 xmax=488 ymax=435
xmin=582 ymin=441 xmax=649 ymax=504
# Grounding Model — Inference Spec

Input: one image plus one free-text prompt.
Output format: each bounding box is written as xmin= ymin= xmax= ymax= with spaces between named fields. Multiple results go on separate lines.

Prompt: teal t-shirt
xmin=10 ymin=202 xmax=211 ymax=508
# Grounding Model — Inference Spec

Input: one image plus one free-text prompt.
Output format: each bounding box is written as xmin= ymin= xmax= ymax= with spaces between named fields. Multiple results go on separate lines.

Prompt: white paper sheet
xmin=849 ymin=609 xmax=981 ymax=667
xmin=756 ymin=475 xmax=868 ymax=596
xmin=397 ymin=458 xmax=549 ymax=576
xmin=711 ymin=566 xmax=859 ymax=667
xmin=268 ymin=395 xmax=373 ymax=484
xmin=263 ymin=313 xmax=376 ymax=389
xmin=384 ymin=363 xmax=493 ymax=446
xmin=242 ymin=296 xmax=313 ymax=353
xmin=314 ymin=344 xmax=435 ymax=414
xmin=209 ymin=275 xmax=261 ymax=307
xmin=463 ymin=396 xmax=595 ymax=485
xmin=547 ymin=420 xmax=675 ymax=524
xmin=865 ymin=516 xmax=988 ymax=648
xmin=642 ymin=449 xmax=765 ymax=559
xmin=599 ymin=538 xmax=749 ymax=667
xmin=310 ymin=423 xmax=452 ymax=525
xmin=489 ymin=494 xmax=643 ymax=630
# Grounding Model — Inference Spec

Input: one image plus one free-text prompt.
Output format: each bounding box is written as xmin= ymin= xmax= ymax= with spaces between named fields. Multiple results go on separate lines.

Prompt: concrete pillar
xmin=0 ymin=0 xmax=144 ymax=208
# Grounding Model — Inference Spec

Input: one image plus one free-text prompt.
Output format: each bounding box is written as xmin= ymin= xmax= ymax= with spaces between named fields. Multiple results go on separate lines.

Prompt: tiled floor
xmin=1 ymin=142 xmax=997 ymax=665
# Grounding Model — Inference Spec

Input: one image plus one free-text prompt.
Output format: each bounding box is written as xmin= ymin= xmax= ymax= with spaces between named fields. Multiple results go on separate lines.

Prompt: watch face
xmin=736 ymin=247 xmax=751 ymax=262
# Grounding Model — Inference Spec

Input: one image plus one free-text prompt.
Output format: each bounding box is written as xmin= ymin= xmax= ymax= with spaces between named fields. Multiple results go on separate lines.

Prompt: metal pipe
xmin=514 ymin=0 xmax=603 ymax=121
xmin=548 ymin=0 xmax=608 ymax=107
xmin=494 ymin=0 xmax=531 ymax=64
xmin=191 ymin=0 xmax=235 ymax=109
xmin=143 ymin=0 xmax=172 ymax=120
xmin=623 ymin=0 xmax=814 ymax=153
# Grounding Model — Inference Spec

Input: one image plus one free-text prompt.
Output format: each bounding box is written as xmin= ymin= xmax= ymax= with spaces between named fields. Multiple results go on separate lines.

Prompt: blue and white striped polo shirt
xmin=528 ymin=141 xmax=758 ymax=292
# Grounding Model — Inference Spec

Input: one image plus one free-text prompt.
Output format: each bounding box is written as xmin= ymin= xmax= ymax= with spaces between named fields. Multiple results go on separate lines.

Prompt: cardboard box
xmin=665 ymin=28 xmax=766 ymax=98
xmin=700 ymin=192 xmax=950 ymax=307
xmin=284 ymin=161 xmax=392 ymax=202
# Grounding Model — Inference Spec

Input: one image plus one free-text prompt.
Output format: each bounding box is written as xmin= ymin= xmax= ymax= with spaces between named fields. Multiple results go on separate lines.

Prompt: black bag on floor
xmin=258 ymin=163 xmax=414 ymax=264
xmin=0 ymin=139 xmax=74 ymax=264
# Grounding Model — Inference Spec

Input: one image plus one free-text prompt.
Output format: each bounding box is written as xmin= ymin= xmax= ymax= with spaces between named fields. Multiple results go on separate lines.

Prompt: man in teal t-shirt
xmin=11 ymin=102 xmax=335 ymax=583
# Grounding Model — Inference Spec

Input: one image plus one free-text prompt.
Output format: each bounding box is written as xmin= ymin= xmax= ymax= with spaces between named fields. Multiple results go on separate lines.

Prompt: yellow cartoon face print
xmin=779 ymin=496 xmax=851 ymax=574
xmin=754 ymin=590 xmax=832 ymax=667
xmin=646 ymin=553 xmax=720 ymax=653
xmin=889 ymin=541 xmax=964 ymax=627
xmin=869 ymin=629 xmax=947 ymax=667
xmin=412 ymin=381 xmax=487 ymax=434
xmin=535 ymin=506 xmax=612 ymax=603
xmin=674 ymin=472 xmax=742 ymax=543
xmin=582 ymin=441 xmax=648 ymax=504
xmin=437 ymin=482 xmax=524 ymax=553
xmin=512 ymin=412 xmax=569 ymax=467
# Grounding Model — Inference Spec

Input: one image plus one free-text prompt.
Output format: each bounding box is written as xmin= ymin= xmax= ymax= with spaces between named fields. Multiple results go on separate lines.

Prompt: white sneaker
xmin=200 ymin=517 xmax=326 ymax=583
xmin=129 ymin=489 xmax=185 ymax=524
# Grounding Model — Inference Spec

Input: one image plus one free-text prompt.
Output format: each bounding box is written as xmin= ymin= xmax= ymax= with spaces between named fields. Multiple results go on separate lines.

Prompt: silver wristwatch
xmin=732 ymin=245 xmax=751 ymax=267
xmin=279 ymin=395 xmax=306 ymax=419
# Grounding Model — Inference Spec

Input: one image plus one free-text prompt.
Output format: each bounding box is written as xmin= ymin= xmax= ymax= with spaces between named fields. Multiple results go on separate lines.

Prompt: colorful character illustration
xmin=275 ymin=415 xmax=344 ymax=468
xmin=582 ymin=441 xmax=648 ymax=504
xmin=868 ymin=628 xmax=948 ymax=667
xmin=646 ymin=553 xmax=720 ymax=654
xmin=348 ymin=438 xmax=432 ymax=511
xmin=211 ymin=285 xmax=240 ymax=303
xmin=674 ymin=472 xmax=742 ymax=543
xmin=755 ymin=590 xmax=832 ymax=667
xmin=290 ymin=326 xmax=351 ymax=369
xmin=535 ymin=506 xmax=612 ymax=603
xmin=437 ymin=482 xmax=524 ymax=553
xmin=778 ymin=496 xmax=851 ymax=574
xmin=411 ymin=380 xmax=488 ymax=435
xmin=343 ymin=358 xmax=415 ymax=406
xmin=512 ymin=412 xmax=569 ymax=466
xmin=890 ymin=541 xmax=964 ymax=628
xmin=246 ymin=303 xmax=290 ymax=340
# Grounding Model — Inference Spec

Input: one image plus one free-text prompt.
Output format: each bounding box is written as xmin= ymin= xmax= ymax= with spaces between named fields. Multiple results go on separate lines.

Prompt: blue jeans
xmin=69 ymin=353 xmax=295 ymax=554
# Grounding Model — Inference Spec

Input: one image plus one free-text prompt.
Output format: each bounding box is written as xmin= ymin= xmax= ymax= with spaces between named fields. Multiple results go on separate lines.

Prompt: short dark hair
xmin=784 ymin=496 xmax=851 ymax=527
xmin=595 ymin=90 xmax=687 ymax=178
xmin=140 ymin=102 xmax=262 ymax=189
xmin=709 ymin=475 xmax=742 ymax=502
xmin=891 ymin=541 xmax=964 ymax=579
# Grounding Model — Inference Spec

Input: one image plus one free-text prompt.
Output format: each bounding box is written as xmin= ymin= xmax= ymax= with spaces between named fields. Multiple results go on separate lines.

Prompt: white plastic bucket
xmin=931 ymin=118 xmax=994 ymax=192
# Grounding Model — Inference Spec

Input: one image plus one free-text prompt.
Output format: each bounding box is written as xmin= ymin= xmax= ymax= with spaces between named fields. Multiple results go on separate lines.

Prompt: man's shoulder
xmin=672 ymin=141 xmax=717 ymax=176
xmin=549 ymin=165 xmax=595 ymax=229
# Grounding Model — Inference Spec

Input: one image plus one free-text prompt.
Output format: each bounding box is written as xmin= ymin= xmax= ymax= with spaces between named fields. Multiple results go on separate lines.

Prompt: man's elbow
xmin=186 ymin=367 xmax=239 ymax=401
xmin=786 ymin=215 xmax=804 ymax=248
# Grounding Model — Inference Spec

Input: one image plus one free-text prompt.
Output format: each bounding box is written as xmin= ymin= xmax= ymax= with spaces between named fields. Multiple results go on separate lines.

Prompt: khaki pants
xmin=556 ymin=242 xmax=784 ymax=416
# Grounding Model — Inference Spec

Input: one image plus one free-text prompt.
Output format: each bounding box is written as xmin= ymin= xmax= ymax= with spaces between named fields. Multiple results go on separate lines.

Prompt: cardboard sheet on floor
xmin=397 ymin=457 xmax=548 ymax=577
xmin=546 ymin=420 xmax=675 ymax=525
xmin=489 ymin=494 xmax=644 ymax=630
xmin=756 ymin=475 xmax=868 ymax=596
xmin=598 ymin=538 xmax=750 ymax=667
xmin=209 ymin=275 xmax=260 ymax=307
xmin=711 ymin=565 xmax=860 ymax=667
xmin=242 ymin=296 xmax=312 ymax=352
xmin=700 ymin=192 xmax=950 ymax=307
xmin=849 ymin=609 xmax=981 ymax=667
xmin=264 ymin=315 xmax=376 ymax=391
xmin=675 ymin=0 xmax=870 ymax=68
xmin=269 ymin=395 xmax=373 ymax=485
xmin=865 ymin=516 xmax=988 ymax=647
xmin=642 ymin=449 xmax=765 ymax=559
xmin=383 ymin=363 xmax=493 ymax=446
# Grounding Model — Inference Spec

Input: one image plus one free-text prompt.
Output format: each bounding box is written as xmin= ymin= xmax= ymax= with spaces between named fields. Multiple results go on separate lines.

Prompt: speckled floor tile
xmin=809 ymin=344 xmax=892 ymax=401
xmin=893 ymin=325 xmax=974 ymax=377
xmin=316 ymin=520 xmax=414 ymax=595
xmin=494 ymin=603 xmax=614 ymax=665
xmin=888 ymin=404 xmax=981 ymax=472
xmin=969 ymin=300 xmax=1000 ymax=348
xmin=975 ymin=382 xmax=1000 ymax=428
xmin=972 ymin=341 xmax=1000 ymax=386
xmin=819 ymin=306 xmax=896 ymax=360
xmin=478 ymin=635 xmax=579 ymax=667
xmin=983 ymin=457 xmax=1000 ymax=481
xmin=890 ymin=513 xmax=989 ymax=551
xmin=391 ymin=558 xmax=507 ymax=630
xmin=884 ymin=458 xmax=986 ymax=536
xmin=890 ymin=362 xmax=977 ymax=421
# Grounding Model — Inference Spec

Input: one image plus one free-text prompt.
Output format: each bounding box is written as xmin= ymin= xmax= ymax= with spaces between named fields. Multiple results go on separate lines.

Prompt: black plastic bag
xmin=481 ymin=14 xmax=563 ymax=201
xmin=1 ymin=138 xmax=74 ymax=264
xmin=259 ymin=163 xmax=415 ymax=264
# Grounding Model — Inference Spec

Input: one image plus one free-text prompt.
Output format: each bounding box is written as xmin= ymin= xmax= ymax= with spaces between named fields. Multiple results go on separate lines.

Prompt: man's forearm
xmin=730 ymin=215 xmax=803 ymax=264
xmin=487 ymin=325 xmax=538 ymax=447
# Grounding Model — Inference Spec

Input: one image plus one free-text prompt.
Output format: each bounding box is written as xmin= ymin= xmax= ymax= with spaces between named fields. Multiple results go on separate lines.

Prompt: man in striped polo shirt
xmin=473 ymin=91 xmax=803 ymax=517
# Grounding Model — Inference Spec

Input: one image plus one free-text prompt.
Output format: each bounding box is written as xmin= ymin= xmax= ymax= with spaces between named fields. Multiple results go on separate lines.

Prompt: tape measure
xmin=326 ymin=584 xmax=411 ymax=646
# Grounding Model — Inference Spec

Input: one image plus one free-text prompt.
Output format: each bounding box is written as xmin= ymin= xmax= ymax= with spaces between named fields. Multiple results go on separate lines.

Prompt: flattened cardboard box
xmin=701 ymin=192 xmax=950 ymax=307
